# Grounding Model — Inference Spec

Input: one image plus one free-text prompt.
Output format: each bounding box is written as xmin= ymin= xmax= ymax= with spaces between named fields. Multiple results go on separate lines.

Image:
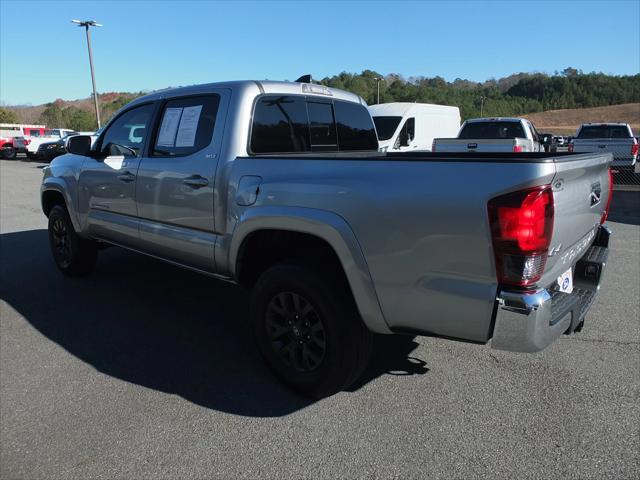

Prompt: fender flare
xmin=41 ymin=178 xmax=82 ymax=232
xmin=228 ymin=206 xmax=390 ymax=334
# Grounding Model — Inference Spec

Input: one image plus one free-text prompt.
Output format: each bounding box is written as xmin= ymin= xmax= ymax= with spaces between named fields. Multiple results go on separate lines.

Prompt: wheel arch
xmin=228 ymin=206 xmax=390 ymax=334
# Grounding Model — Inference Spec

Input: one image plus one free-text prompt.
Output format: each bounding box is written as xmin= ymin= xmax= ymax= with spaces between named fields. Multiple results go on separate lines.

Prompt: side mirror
xmin=67 ymin=135 xmax=92 ymax=156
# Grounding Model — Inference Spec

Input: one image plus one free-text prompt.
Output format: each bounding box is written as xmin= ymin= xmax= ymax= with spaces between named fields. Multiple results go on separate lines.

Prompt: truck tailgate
xmin=572 ymin=139 xmax=636 ymax=166
xmin=539 ymin=152 xmax=612 ymax=288
xmin=434 ymin=138 xmax=526 ymax=153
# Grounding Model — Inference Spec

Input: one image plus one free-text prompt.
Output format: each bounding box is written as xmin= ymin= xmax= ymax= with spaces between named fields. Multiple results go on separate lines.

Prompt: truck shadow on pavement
xmin=0 ymin=229 xmax=428 ymax=417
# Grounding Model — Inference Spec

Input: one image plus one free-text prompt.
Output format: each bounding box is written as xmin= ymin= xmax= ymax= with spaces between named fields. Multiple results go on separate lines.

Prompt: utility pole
xmin=71 ymin=20 xmax=103 ymax=129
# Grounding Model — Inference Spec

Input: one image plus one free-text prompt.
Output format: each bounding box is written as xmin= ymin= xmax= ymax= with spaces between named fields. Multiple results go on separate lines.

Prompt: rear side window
xmin=153 ymin=95 xmax=220 ymax=156
xmin=459 ymin=121 xmax=526 ymax=139
xmin=251 ymin=96 xmax=309 ymax=153
xmin=335 ymin=101 xmax=378 ymax=150
xmin=250 ymin=95 xmax=378 ymax=154
xmin=577 ymin=125 xmax=632 ymax=139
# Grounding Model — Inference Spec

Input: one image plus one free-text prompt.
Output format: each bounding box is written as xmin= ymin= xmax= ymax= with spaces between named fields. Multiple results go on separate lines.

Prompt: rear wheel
xmin=48 ymin=205 xmax=97 ymax=276
xmin=250 ymin=261 xmax=373 ymax=398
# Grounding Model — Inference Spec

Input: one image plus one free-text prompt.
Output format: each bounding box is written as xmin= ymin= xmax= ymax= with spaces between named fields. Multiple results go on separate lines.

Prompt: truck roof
xmin=579 ymin=122 xmax=630 ymax=127
xmin=127 ymin=80 xmax=365 ymax=107
xmin=465 ymin=117 xmax=525 ymax=123
xmin=368 ymin=102 xmax=459 ymax=117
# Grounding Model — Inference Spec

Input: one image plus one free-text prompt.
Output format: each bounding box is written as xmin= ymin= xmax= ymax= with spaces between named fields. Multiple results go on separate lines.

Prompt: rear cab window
xmin=577 ymin=125 xmax=632 ymax=139
xmin=250 ymin=94 xmax=378 ymax=154
xmin=459 ymin=121 xmax=526 ymax=139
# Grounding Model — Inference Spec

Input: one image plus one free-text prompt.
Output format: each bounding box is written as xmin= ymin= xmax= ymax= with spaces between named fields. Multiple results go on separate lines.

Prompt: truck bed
xmin=230 ymin=151 xmax=612 ymax=342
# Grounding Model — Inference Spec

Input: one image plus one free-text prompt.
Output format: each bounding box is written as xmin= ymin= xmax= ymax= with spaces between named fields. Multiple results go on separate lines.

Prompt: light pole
xmin=71 ymin=19 xmax=102 ymax=129
xmin=374 ymin=77 xmax=383 ymax=104
xmin=478 ymin=95 xmax=487 ymax=117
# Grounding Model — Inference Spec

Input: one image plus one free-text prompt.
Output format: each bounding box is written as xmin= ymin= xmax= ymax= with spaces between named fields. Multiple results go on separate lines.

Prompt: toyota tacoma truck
xmin=433 ymin=117 xmax=552 ymax=153
xmin=41 ymin=80 xmax=613 ymax=398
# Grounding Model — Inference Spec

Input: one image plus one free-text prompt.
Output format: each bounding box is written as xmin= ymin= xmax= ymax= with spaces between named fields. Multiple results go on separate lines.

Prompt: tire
xmin=48 ymin=204 xmax=97 ymax=276
xmin=2 ymin=147 xmax=16 ymax=159
xmin=250 ymin=261 xmax=373 ymax=398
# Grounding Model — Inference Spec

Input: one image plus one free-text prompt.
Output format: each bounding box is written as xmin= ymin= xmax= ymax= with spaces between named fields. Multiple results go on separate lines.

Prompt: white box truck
xmin=368 ymin=102 xmax=460 ymax=152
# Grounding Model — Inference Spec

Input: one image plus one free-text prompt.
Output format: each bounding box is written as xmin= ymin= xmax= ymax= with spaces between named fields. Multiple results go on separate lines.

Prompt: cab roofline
xmin=126 ymin=80 xmax=364 ymax=107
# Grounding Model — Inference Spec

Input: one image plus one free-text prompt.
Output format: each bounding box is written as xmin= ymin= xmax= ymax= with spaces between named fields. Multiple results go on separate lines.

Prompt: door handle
xmin=183 ymin=175 xmax=209 ymax=188
xmin=117 ymin=171 xmax=136 ymax=182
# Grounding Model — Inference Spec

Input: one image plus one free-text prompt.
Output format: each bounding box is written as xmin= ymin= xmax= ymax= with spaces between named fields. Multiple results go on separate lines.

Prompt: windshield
xmin=459 ymin=121 xmax=526 ymax=139
xmin=372 ymin=116 xmax=402 ymax=141
xmin=577 ymin=125 xmax=631 ymax=139
xmin=44 ymin=129 xmax=60 ymax=137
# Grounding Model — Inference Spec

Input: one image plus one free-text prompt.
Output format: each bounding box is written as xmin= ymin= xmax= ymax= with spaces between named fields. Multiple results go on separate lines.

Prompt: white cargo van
xmin=368 ymin=102 xmax=460 ymax=152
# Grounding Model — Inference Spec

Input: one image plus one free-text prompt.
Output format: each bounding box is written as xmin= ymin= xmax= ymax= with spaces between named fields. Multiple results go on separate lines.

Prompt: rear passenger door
xmin=135 ymin=90 xmax=229 ymax=272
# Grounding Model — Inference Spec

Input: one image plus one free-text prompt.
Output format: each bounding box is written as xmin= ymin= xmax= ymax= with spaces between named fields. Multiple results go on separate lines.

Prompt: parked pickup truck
xmin=26 ymin=128 xmax=77 ymax=159
xmin=41 ymin=80 xmax=613 ymax=398
xmin=433 ymin=117 xmax=552 ymax=153
xmin=568 ymin=123 xmax=638 ymax=170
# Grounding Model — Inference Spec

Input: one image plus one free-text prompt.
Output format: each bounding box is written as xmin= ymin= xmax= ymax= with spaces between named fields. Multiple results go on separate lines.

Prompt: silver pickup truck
xmin=569 ymin=123 xmax=638 ymax=171
xmin=433 ymin=117 xmax=551 ymax=153
xmin=41 ymin=80 xmax=613 ymax=398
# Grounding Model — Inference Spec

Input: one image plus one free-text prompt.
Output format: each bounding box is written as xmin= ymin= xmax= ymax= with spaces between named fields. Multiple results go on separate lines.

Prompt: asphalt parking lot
xmin=1 ymin=158 xmax=638 ymax=479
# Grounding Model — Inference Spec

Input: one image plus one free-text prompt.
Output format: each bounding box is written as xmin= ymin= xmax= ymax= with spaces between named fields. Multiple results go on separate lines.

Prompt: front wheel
xmin=250 ymin=261 xmax=373 ymax=398
xmin=1 ymin=147 xmax=16 ymax=159
xmin=48 ymin=205 xmax=97 ymax=276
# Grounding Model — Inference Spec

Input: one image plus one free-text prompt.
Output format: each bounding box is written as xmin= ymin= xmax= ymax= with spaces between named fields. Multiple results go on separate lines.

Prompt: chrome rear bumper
xmin=491 ymin=225 xmax=611 ymax=353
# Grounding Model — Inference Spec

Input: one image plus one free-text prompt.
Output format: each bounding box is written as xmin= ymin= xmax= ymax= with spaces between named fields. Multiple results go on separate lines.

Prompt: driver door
xmin=78 ymin=102 xmax=155 ymax=246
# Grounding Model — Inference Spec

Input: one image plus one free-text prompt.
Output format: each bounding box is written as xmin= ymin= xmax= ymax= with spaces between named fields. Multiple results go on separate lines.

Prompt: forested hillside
xmin=320 ymin=68 xmax=640 ymax=119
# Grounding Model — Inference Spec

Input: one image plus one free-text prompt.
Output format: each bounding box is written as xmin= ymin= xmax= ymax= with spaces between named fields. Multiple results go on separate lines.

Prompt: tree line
xmin=319 ymin=68 xmax=639 ymax=119
xmin=2 ymin=68 xmax=638 ymax=130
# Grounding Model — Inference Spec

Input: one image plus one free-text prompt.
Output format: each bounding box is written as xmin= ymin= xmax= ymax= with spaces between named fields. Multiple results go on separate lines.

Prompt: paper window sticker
xmin=157 ymin=107 xmax=183 ymax=147
xmin=175 ymin=105 xmax=203 ymax=148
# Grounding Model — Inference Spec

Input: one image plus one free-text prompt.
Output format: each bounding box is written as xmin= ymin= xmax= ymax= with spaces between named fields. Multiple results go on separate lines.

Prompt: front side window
xmin=335 ymin=100 xmax=378 ymax=151
xmin=396 ymin=117 xmax=415 ymax=147
xmin=99 ymin=103 xmax=154 ymax=157
xmin=307 ymin=101 xmax=337 ymax=151
xmin=152 ymin=95 xmax=220 ymax=156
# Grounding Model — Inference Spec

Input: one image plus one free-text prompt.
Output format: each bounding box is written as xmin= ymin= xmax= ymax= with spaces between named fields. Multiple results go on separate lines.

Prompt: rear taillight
xmin=23 ymin=138 xmax=30 ymax=145
xmin=513 ymin=145 xmax=523 ymax=153
xmin=601 ymin=168 xmax=613 ymax=224
xmin=568 ymin=143 xmax=574 ymax=153
xmin=631 ymin=143 xmax=639 ymax=157
xmin=488 ymin=186 xmax=554 ymax=288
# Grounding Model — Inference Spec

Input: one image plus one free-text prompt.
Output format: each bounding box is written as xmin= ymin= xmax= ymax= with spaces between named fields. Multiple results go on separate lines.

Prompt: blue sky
xmin=1 ymin=0 xmax=639 ymax=105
